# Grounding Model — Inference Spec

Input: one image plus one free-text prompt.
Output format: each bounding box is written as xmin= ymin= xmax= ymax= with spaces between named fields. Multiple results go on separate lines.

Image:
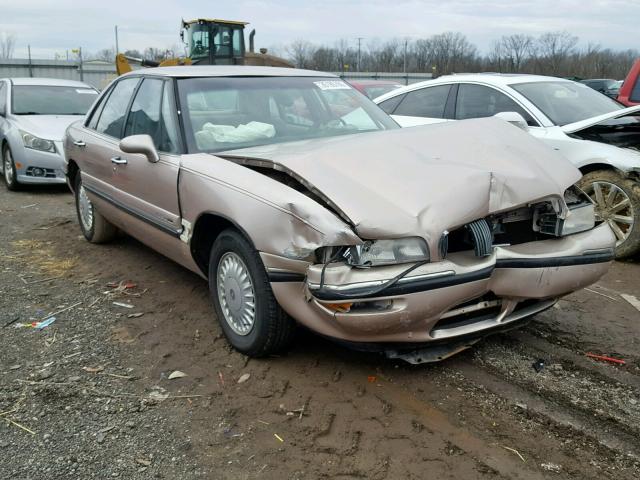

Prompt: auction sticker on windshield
xmin=314 ymin=80 xmax=351 ymax=90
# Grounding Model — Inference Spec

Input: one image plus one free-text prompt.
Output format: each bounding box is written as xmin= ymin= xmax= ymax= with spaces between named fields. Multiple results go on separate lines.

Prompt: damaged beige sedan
xmin=64 ymin=67 xmax=615 ymax=363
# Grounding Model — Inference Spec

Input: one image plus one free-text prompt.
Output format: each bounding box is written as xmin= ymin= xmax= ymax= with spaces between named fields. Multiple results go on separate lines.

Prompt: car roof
xmin=6 ymin=77 xmax=95 ymax=88
xmin=426 ymin=73 xmax=574 ymax=86
xmin=373 ymin=73 xmax=577 ymax=102
xmin=348 ymin=79 xmax=402 ymax=86
xmin=121 ymin=66 xmax=336 ymax=78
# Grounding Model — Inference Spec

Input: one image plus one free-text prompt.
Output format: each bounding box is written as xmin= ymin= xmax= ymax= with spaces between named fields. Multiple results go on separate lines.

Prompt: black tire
xmin=2 ymin=144 xmax=20 ymax=191
xmin=208 ymin=229 xmax=295 ymax=357
xmin=74 ymin=173 xmax=117 ymax=243
xmin=578 ymin=169 xmax=640 ymax=259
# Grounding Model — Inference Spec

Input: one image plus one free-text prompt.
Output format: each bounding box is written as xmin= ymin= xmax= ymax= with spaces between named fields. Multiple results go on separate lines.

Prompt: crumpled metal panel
xmin=219 ymin=118 xmax=581 ymax=256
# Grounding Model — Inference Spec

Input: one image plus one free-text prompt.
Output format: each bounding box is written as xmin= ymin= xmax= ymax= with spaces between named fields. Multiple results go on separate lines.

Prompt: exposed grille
xmin=465 ymin=219 xmax=493 ymax=256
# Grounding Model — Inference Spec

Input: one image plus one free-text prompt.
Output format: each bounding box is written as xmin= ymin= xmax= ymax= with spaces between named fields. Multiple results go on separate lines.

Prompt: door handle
xmin=111 ymin=156 xmax=128 ymax=165
xmin=73 ymin=140 xmax=86 ymax=147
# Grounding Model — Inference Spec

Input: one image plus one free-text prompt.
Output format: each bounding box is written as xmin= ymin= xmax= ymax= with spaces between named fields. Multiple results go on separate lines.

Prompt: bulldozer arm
xmin=115 ymin=53 xmax=193 ymax=76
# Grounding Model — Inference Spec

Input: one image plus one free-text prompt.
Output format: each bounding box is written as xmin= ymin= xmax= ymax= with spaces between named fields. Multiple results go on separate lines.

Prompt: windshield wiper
xmin=14 ymin=112 xmax=43 ymax=115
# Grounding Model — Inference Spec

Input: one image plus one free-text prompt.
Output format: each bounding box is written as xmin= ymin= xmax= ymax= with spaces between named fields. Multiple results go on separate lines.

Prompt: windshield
xmin=12 ymin=85 xmax=98 ymax=115
xmin=511 ymin=81 xmax=623 ymax=126
xmin=177 ymin=76 xmax=398 ymax=153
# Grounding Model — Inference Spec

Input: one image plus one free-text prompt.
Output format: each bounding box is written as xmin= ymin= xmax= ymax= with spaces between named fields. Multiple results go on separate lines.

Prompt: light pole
xmin=356 ymin=37 xmax=364 ymax=72
xmin=72 ymin=47 xmax=83 ymax=81
xmin=115 ymin=25 xmax=119 ymax=54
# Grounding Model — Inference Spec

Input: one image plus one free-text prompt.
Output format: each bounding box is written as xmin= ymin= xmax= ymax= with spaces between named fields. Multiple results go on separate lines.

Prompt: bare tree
xmin=536 ymin=31 xmax=578 ymax=75
xmin=0 ymin=33 xmax=16 ymax=59
xmin=91 ymin=47 xmax=115 ymax=62
xmin=500 ymin=34 xmax=533 ymax=71
xmin=285 ymin=40 xmax=316 ymax=69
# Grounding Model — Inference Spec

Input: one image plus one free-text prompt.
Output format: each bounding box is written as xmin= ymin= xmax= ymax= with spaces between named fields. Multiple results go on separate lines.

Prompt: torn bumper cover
xmin=268 ymin=224 xmax=615 ymax=355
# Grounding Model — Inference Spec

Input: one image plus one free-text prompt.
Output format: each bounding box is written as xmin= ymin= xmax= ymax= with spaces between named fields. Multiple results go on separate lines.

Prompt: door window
xmin=456 ymin=84 xmax=536 ymax=125
xmin=124 ymin=78 xmax=179 ymax=153
xmin=0 ymin=82 xmax=6 ymax=114
xmin=95 ymin=77 xmax=139 ymax=138
xmin=393 ymin=85 xmax=451 ymax=118
xmin=378 ymin=94 xmax=406 ymax=115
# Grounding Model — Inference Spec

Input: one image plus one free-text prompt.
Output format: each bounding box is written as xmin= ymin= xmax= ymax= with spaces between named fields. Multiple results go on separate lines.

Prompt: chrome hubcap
xmin=78 ymin=185 xmax=94 ymax=232
xmin=585 ymin=181 xmax=634 ymax=246
xmin=217 ymin=252 xmax=256 ymax=336
xmin=4 ymin=149 xmax=13 ymax=184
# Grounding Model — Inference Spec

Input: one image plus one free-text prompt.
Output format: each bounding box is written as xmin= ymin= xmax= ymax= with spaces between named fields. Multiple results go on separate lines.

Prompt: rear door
xmin=109 ymin=77 xmax=183 ymax=236
xmin=67 ymin=76 xmax=140 ymax=196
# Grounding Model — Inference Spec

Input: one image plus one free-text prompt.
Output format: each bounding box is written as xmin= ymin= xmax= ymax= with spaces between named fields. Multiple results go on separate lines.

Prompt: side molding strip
xmin=84 ymin=185 xmax=182 ymax=238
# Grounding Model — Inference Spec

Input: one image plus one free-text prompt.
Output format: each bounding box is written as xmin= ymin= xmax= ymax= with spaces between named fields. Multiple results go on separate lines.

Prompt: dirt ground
xmin=1 ymin=185 xmax=639 ymax=480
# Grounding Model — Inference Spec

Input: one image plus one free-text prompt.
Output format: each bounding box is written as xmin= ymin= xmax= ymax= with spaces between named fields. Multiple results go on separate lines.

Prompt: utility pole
xmin=115 ymin=25 xmax=119 ymax=54
xmin=72 ymin=47 xmax=84 ymax=81
xmin=27 ymin=45 xmax=33 ymax=77
xmin=403 ymin=38 xmax=408 ymax=76
xmin=356 ymin=37 xmax=364 ymax=72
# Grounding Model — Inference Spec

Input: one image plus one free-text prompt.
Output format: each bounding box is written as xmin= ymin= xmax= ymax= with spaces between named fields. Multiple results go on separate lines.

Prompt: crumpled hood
xmin=219 ymin=118 xmax=580 ymax=242
xmin=561 ymin=105 xmax=640 ymax=134
xmin=11 ymin=115 xmax=84 ymax=141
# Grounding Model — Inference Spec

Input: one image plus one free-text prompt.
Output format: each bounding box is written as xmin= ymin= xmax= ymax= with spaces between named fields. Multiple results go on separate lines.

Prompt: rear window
xmin=12 ymin=85 xmax=98 ymax=115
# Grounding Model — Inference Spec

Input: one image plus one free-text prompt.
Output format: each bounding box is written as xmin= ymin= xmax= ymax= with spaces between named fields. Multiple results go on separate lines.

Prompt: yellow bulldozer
xmin=116 ymin=18 xmax=293 ymax=75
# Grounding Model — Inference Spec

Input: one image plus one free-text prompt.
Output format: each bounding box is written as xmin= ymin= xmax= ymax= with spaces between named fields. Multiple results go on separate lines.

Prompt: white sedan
xmin=375 ymin=74 xmax=640 ymax=258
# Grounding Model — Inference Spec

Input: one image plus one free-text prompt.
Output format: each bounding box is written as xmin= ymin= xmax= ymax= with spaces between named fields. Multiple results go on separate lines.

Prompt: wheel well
xmin=67 ymin=160 xmax=79 ymax=191
xmin=190 ymin=213 xmax=250 ymax=277
xmin=579 ymin=163 xmax=614 ymax=176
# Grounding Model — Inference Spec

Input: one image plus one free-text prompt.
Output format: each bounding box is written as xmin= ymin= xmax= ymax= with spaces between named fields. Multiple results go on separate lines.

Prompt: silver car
xmin=0 ymin=77 xmax=99 ymax=190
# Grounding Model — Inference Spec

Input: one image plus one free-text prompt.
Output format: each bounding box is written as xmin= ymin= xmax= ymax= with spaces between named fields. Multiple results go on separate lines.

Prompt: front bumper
xmin=267 ymin=223 xmax=615 ymax=344
xmin=13 ymin=141 xmax=66 ymax=185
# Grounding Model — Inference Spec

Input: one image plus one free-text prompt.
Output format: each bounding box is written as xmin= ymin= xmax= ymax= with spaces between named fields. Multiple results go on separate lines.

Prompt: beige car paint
xmin=63 ymin=67 xmax=615 ymax=353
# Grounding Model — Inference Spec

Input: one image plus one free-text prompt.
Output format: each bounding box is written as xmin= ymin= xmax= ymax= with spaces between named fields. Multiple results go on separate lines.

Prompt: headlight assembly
xmin=346 ymin=237 xmax=430 ymax=267
xmin=20 ymin=131 xmax=56 ymax=153
xmin=537 ymin=187 xmax=595 ymax=236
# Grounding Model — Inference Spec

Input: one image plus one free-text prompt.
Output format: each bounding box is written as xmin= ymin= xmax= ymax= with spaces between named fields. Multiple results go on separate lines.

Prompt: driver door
xmin=109 ymin=77 xmax=183 ymax=238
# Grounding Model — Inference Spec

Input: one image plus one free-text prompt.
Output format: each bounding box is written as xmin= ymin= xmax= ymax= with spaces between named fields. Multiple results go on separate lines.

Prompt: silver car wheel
xmin=78 ymin=185 xmax=94 ymax=232
xmin=3 ymin=148 xmax=14 ymax=185
xmin=217 ymin=252 xmax=256 ymax=336
xmin=584 ymin=180 xmax=634 ymax=246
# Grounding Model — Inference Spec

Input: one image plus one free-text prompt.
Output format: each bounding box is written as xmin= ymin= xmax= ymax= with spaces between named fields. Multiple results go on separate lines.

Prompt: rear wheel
xmin=2 ymin=144 xmax=20 ymax=191
xmin=578 ymin=170 xmax=640 ymax=259
xmin=208 ymin=229 xmax=295 ymax=357
xmin=74 ymin=173 xmax=117 ymax=243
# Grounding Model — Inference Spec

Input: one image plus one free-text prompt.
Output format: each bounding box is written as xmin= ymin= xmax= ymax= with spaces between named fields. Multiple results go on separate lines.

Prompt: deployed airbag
xmin=195 ymin=121 xmax=276 ymax=149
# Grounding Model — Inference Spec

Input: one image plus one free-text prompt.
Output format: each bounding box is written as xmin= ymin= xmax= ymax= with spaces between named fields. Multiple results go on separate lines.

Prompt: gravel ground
xmin=1 ymin=185 xmax=639 ymax=480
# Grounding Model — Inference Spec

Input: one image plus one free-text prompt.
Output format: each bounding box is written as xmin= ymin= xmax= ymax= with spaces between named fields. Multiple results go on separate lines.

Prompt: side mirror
xmin=493 ymin=111 xmax=529 ymax=131
xmin=119 ymin=134 xmax=159 ymax=163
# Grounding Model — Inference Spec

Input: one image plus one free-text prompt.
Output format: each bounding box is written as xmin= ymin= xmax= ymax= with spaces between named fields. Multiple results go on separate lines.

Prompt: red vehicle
xmin=618 ymin=58 xmax=640 ymax=106
xmin=347 ymin=80 xmax=403 ymax=99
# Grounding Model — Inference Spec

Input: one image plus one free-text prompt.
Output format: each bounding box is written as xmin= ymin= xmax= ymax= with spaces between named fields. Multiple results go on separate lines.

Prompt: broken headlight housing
xmin=346 ymin=237 xmax=430 ymax=267
xmin=20 ymin=130 xmax=56 ymax=153
xmin=537 ymin=187 xmax=595 ymax=237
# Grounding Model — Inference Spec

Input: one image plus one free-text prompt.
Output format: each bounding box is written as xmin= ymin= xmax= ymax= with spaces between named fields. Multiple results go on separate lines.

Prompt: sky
xmin=1 ymin=0 xmax=638 ymax=59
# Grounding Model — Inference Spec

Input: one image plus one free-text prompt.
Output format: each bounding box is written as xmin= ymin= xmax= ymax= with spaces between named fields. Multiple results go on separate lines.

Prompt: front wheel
xmin=2 ymin=144 xmax=20 ymax=191
xmin=74 ymin=173 xmax=117 ymax=243
xmin=208 ymin=229 xmax=295 ymax=357
xmin=578 ymin=170 xmax=640 ymax=259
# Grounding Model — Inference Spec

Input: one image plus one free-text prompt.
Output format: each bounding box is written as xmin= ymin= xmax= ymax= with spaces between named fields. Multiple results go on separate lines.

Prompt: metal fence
xmin=0 ymin=59 xmax=433 ymax=89
xmin=332 ymin=72 xmax=434 ymax=85
xmin=0 ymin=59 xmax=117 ymax=90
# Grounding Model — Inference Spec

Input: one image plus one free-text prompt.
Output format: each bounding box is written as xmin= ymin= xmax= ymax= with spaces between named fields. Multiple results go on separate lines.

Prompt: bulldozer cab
xmin=181 ymin=19 xmax=247 ymax=65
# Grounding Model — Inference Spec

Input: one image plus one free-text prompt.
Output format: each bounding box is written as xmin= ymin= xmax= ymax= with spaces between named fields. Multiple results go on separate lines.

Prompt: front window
xmin=12 ymin=85 xmax=98 ymax=115
xmin=177 ymin=76 xmax=397 ymax=153
xmin=511 ymin=81 xmax=623 ymax=126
